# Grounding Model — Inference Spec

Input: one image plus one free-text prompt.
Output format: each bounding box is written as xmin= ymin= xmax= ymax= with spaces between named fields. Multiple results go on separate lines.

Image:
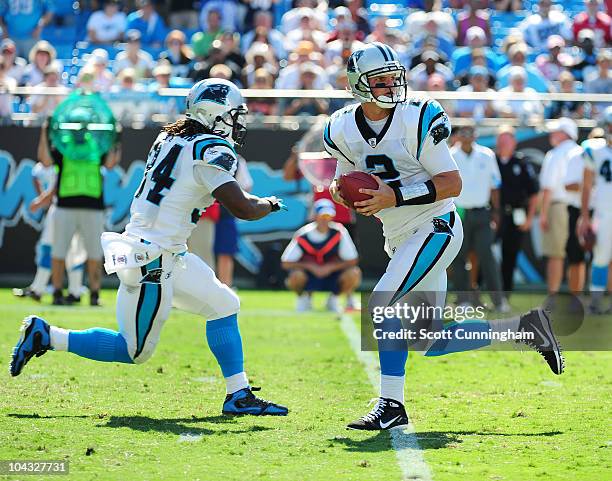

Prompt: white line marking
xmin=340 ymin=314 xmax=433 ymax=481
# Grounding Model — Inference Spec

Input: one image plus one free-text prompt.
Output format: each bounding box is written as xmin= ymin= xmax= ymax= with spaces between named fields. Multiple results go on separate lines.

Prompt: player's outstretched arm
xmin=213 ymin=181 xmax=285 ymax=221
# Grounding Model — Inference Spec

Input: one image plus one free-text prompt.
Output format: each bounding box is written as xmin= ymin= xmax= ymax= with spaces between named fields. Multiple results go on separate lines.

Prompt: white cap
xmin=546 ymin=117 xmax=578 ymax=140
xmin=466 ymin=26 xmax=486 ymax=43
xmin=90 ymin=48 xmax=109 ymax=65
xmin=313 ymin=198 xmax=336 ymax=218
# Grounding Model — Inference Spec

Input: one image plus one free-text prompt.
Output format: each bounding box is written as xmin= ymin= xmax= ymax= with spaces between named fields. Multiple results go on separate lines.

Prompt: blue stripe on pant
xmin=390 ymin=212 xmax=452 ymax=305
xmin=135 ymin=257 xmax=162 ymax=359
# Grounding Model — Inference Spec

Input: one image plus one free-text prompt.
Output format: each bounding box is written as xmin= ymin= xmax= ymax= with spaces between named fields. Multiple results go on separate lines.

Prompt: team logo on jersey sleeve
xmin=430 ymin=122 xmax=450 ymax=145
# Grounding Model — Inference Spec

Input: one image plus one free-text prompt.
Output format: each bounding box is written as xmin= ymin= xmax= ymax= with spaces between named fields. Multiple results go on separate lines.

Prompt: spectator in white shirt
xmin=494 ymin=66 xmax=543 ymax=122
xmin=284 ymin=9 xmax=328 ymax=53
xmin=324 ymin=21 xmax=365 ymax=66
xmin=113 ymin=29 xmax=154 ymax=80
xmin=280 ymin=2 xmax=328 ymax=35
xmin=275 ymin=41 xmax=329 ymax=90
xmin=450 ymin=123 xmax=509 ymax=312
xmin=241 ymin=11 xmax=286 ymax=61
xmin=23 ymin=40 xmax=55 ymax=87
xmin=86 ymin=48 xmax=114 ymax=92
xmin=455 ymin=66 xmax=496 ymax=119
xmin=538 ymin=117 xmax=579 ymax=295
xmin=29 ymin=62 xmax=63 ymax=121
xmin=0 ymin=54 xmax=17 ymax=121
xmin=405 ymin=0 xmax=457 ymax=41
xmin=1 ymin=39 xmax=26 ymax=85
xmin=518 ymin=0 xmax=572 ymax=54
xmin=87 ymin=0 xmax=127 ymax=44
xmin=282 ymin=199 xmax=361 ymax=313
xmin=407 ymin=49 xmax=454 ymax=91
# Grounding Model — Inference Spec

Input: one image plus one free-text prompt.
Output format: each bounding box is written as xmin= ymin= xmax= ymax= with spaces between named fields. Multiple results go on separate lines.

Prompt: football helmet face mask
xmin=185 ymin=78 xmax=248 ymax=146
xmin=346 ymin=42 xmax=407 ymax=109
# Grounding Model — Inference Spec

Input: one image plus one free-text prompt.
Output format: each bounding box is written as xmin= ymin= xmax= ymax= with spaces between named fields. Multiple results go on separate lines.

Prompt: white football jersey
xmin=125 ymin=132 xmax=238 ymax=252
xmin=325 ymin=98 xmax=457 ymax=243
xmin=583 ymin=138 xmax=612 ymax=214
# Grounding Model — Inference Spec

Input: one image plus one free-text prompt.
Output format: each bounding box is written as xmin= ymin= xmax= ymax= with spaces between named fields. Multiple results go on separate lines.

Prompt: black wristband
xmin=392 ymin=180 xmax=437 ymax=206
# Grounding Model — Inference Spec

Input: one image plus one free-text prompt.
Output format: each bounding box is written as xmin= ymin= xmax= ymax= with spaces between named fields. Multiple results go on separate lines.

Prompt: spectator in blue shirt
xmin=452 ymin=26 xmax=501 ymax=77
xmin=497 ymin=42 xmax=552 ymax=93
xmin=0 ymin=0 xmax=54 ymax=57
xmin=200 ymin=0 xmax=239 ymax=33
xmin=126 ymin=0 xmax=167 ymax=48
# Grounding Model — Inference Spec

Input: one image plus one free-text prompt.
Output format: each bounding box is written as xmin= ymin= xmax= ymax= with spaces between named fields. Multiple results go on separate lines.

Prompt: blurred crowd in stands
xmin=0 ymin=0 xmax=611 ymax=124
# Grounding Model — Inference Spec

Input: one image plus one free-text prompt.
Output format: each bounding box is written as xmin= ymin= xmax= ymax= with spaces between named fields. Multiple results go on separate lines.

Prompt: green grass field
xmin=0 ymin=289 xmax=610 ymax=481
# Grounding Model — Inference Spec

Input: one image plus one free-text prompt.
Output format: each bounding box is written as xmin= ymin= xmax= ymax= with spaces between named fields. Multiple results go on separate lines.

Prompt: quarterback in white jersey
xmin=10 ymin=79 xmax=288 ymax=416
xmin=327 ymin=43 xmax=564 ymax=431
xmin=578 ymin=107 xmax=612 ymax=313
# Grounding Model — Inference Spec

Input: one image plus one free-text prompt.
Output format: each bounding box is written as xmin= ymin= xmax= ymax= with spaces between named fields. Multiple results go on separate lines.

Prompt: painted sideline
xmin=340 ymin=313 xmax=433 ymax=481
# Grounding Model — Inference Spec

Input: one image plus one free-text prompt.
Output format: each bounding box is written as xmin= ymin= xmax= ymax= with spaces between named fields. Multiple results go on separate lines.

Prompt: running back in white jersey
xmin=583 ymin=138 xmax=612 ymax=214
xmin=324 ymin=97 xmax=457 ymax=244
xmin=126 ymin=132 xmax=238 ymax=252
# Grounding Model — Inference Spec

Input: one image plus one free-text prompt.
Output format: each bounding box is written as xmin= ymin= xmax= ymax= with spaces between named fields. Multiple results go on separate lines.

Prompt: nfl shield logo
xmin=368 ymin=138 xmax=377 ymax=148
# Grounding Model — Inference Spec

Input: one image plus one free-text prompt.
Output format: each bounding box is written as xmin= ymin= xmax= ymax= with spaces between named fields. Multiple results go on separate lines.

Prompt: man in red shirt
xmin=281 ymin=199 xmax=361 ymax=313
xmin=573 ymin=0 xmax=611 ymax=47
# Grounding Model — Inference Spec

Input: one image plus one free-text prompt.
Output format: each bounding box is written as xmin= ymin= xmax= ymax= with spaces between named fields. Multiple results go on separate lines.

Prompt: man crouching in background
xmin=282 ymin=199 xmax=361 ymax=313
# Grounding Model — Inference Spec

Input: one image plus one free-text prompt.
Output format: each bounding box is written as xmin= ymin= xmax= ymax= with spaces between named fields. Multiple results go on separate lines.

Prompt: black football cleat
xmin=64 ymin=293 xmax=81 ymax=305
xmin=517 ymin=308 xmax=565 ymax=375
xmin=9 ymin=316 xmax=51 ymax=377
xmin=90 ymin=291 xmax=100 ymax=307
xmin=346 ymin=397 xmax=409 ymax=431
xmin=222 ymin=387 xmax=288 ymax=416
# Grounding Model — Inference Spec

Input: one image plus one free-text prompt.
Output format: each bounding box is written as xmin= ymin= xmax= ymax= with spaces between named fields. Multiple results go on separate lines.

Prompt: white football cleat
xmin=296 ymin=293 xmax=312 ymax=312
xmin=345 ymin=294 xmax=361 ymax=312
xmin=326 ymin=294 xmax=341 ymax=314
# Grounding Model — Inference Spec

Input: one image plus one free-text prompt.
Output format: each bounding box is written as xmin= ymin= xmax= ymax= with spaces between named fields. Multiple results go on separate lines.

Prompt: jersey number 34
xmin=135 ymin=144 xmax=181 ymax=205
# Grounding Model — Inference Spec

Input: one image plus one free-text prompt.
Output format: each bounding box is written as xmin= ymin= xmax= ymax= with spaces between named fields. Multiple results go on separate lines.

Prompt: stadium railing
xmin=2 ymin=87 xmax=611 ymax=129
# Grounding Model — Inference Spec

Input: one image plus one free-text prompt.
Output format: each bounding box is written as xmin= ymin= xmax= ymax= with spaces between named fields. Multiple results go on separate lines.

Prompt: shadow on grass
xmin=7 ymin=413 xmax=273 ymax=437
xmin=329 ymin=430 xmax=564 ymax=452
xmin=8 ymin=413 xmax=90 ymax=419
xmin=102 ymin=415 xmax=273 ymax=436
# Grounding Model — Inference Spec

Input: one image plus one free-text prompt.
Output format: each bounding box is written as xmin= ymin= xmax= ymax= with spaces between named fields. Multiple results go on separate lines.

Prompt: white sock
xmin=49 ymin=326 xmax=70 ymax=351
xmin=67 ymin=268 xmax=84 ymax=297
xmin=488 ymin=315 xmax=521 ymax=344
xmin=225 ymin=371 xmax=249 ymax=394
xmin=380 ymin=374 xmax=405 ymax=405
xmin=30 ymin=267 xmax=51 ymax=295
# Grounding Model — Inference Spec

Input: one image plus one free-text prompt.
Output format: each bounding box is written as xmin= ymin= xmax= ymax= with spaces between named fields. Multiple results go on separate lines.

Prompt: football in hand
xmin=338 ymin=172 xmax=380 ymax=209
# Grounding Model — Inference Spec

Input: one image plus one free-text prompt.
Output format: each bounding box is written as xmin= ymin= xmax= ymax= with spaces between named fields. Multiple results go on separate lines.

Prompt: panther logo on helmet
xmin=185 ymin=79 xmax=248 ymax=146
xmin=195 ymin=84 xmax=231 ymax=105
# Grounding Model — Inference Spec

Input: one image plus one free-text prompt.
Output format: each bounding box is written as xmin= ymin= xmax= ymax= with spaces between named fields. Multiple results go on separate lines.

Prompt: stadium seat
xmin=41 ymin=25 xmax=78 ymax=46
xmin=54 ymin=44 xmax=77 ymax=61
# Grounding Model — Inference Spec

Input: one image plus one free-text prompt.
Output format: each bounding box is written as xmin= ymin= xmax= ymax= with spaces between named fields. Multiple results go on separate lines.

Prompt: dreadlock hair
xmin=162 ymin=118 xmax=211 ymax=137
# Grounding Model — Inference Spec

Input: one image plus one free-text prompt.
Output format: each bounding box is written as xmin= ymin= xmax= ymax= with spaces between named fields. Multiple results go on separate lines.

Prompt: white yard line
xmin=340 ymin=313 xmax=433 ymax=481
